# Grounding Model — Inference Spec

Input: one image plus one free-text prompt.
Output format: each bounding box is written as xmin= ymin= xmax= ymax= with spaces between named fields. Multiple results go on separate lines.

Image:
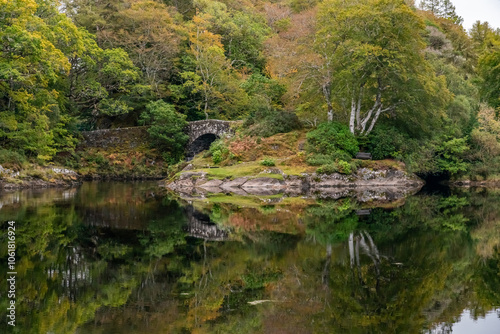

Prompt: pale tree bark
xmin=349 ymin=98 xmax=356 ymax=133
xmin=349 ymin=230 xmax=383 ymax=290
xmin=322 ymin=83 xmax=334 ymax=122
xmin=348 ymin=79 xmax=396 ymax=135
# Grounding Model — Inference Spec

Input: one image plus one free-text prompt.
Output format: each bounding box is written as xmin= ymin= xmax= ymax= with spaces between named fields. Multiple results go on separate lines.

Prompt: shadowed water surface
xmin=0 ymin=181 xmax=499 ymax=333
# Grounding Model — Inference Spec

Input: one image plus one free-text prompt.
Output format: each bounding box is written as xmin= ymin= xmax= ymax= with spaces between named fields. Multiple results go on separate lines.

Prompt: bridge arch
xmin=185 ymin=120 xmax=235 ymax=159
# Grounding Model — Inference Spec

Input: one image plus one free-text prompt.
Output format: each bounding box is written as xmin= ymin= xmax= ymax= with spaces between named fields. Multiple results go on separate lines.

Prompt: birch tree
xmin=315 ymin=0 xmax=448 ymax=135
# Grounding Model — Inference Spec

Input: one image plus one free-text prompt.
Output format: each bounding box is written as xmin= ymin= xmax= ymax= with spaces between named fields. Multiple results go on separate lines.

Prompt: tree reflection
xmin=1 ymin=185 xmax=500 ymax=333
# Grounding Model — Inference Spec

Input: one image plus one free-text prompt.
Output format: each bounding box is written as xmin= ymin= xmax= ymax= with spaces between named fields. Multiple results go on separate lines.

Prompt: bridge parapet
xmin=186 ymin=120 xmax=237 ymax=144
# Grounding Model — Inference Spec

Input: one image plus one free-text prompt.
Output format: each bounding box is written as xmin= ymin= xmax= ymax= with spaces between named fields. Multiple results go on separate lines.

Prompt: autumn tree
xmin=102 ymin=0 xmax=185 ymax=97
xmin=0 ymin=0 xmax=76 ymax=159
xmin=65 ymin=38 xmax=145 ymax=129
xmin=62 ymin=0 xmax=127 ymax=45
xmin=314 ymin=0 xmax=449 ymax=135
xmin=172 ymin=14 xmax=247 ymax=120
xmin=194 ymin=0 xmax=270 ymax=72
xmin=64 ymin=0 xmax=184 ymax=99
xmin=264 ymin=8 xmax=320 ymax=125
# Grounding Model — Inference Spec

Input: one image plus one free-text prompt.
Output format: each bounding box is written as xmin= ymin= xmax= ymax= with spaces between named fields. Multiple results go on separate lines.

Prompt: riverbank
xmin=0 ymin=165 xmax=81 ymax=190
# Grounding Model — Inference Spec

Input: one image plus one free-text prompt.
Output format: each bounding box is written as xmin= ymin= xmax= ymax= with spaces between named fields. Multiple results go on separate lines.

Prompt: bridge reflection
xmin=184 ymin=205 xmax=229 ymax=241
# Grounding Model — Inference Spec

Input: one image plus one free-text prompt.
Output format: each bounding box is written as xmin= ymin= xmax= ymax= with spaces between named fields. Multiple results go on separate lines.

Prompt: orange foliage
xmin=229 ymin=137 xmax=258 ymax=159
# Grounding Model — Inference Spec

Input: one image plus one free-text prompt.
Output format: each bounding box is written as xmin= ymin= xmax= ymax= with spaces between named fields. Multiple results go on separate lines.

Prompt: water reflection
xmin=0 ymin=183 xmax=499 ymax=333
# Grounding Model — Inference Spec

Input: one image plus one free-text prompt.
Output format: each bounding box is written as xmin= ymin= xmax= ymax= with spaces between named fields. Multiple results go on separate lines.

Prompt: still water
xmin=0 ymin=181 xmax=499 ymax=333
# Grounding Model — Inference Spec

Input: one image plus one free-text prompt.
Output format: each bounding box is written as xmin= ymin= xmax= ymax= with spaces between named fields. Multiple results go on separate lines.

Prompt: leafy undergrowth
xmin=62 ymin=148 xmax=167 ymax=179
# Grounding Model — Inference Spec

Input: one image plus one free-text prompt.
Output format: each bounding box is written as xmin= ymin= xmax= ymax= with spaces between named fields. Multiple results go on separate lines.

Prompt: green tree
xmin=478 ymin=39 xmax=500 ymax=110
xmin=139 ymin=100 xmax=189 ymax=163
xmin=65 ymin=0 xmax=185 ymax=99
xmin=0 ymin=0 xmax=77 ymax=160
xmin=172 ymin=14 xmax=248 ymax=120
xmin=441 ymin=0 xmax=463 ymax=24
xmin=420 ymin=0 xmax=463 ymax=24
xmin=315 ymin=0 xmax=449 ymax=135
xmin=194 ymin=0 xmax=270 ymax=71
xmin=419 ymin=0 xmax=441 ymax=14
xmin=470 ymin=21 xmax=500 ymax=52
xmin=436 ymin=136 xmax=469 ymax=175
xmin=66 ymin=36 xmax=146 ymax=128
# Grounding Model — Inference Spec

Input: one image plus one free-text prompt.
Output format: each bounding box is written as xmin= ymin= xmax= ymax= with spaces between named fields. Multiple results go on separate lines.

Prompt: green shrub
xmin=0 ymin=149 xmax=26 ymax=169
xmin=94 ymin=153 xmax=107 ymax=165
xmin=140 ymin=100 xmax=189 ymax=164
xmin=307 ymin=154 xmax=335 ymax=166
xmin=306 ymin=122 xmax=358 ymax=157
xmin=316 ymin=160 xmax=354 ymax=175
xmin=63 ymin=152 xmax=81 ymax=169
xmin=209 ymin=139 xmax=230 ymax=165
xmin=290 ymin=0 xmax=319 ymax=12
xmin=307 ymin=150 xmax=353 ymax=166
xmin=260 ymin=158 xmax=276 ymax=166
xmin=337 ymin=160 xmax=352 ymax=174
xmin=274 ymin=18 xmax=291 ymax=31
xmin=212 ymin=150 xmax=223 ymax=164
xmin=366 ymin=125 xmax=418 ymax=160
xmin=436 ymin=137 xmax=470 ymax=175
xmin=316 ymin=163 xmax=338 ymax=174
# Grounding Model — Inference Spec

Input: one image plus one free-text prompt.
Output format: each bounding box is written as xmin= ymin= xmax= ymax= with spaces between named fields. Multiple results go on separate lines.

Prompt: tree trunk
xmin=349 ymin=98 xmax=356 ymax=134
xmin=322 ymin=84 xmax=333 ymax=122
xmin=203 ymin=94 xmax=209 ymax=120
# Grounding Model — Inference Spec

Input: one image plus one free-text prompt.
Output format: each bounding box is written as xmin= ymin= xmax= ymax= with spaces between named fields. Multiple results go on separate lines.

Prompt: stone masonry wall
xmin=79 ymin=127 xmax=150 ymax=151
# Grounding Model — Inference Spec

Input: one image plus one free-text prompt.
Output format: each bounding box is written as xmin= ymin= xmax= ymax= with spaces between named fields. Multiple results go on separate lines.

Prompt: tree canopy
xmin=2 ymin=0 xmax=500 ymax=178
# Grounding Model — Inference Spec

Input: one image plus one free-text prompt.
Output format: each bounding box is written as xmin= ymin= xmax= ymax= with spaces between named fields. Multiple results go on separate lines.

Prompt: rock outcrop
xmin=166 ymin=167 xmax=424 ymax=201
xmin=0 ymin=166 xmax=81 ymax=190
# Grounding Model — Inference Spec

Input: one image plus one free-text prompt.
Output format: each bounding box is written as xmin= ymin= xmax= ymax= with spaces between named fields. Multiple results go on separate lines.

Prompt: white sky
xmin=451 ymin=0 xmax=500 ymax=31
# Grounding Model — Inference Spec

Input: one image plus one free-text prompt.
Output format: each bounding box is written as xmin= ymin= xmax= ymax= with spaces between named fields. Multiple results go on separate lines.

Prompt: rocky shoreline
xmin=166 ymin=167 xmax=425 ymax=201
xmin=0 ymin=165 xmax=81 ymax=190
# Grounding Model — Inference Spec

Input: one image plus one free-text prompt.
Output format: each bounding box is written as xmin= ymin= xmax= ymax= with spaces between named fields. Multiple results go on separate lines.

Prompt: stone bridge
xmin=79 ymin=120 xmax=238 ymax=160
xmin=185 ymin=206 xmax=229 ymax=241
xmin=186 ymin=120 xmax=238 ymax=159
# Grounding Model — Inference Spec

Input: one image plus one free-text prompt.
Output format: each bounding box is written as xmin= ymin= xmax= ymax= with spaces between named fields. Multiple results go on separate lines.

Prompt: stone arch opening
xmin=186 ymin=133 xmax=218 ymax=160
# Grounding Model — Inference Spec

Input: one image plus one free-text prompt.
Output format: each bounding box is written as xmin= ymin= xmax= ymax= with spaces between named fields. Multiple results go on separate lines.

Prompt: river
xmin=0 ymin=181 xmax=499 ymax=333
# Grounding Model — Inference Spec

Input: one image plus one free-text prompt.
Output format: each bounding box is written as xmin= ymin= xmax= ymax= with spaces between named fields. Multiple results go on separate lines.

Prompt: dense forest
xmin=1 ymin=0 xmax=500 ymax=179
